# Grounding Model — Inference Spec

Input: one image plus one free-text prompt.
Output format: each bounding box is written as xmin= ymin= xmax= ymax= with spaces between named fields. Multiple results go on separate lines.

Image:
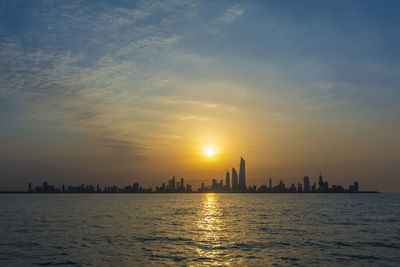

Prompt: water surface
xmin=0 ymin=194 xmax=399 ymax=266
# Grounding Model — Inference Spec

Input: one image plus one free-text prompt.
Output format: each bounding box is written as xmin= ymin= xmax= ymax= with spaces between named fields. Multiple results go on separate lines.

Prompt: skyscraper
xmin=212 ymin=178 xmax=218 ymax=190
xmin=318 ymin=172 xmax=328 ymax=193
xmin=269 ymin=178 xmax=272 ymax=189
xmin=303 ymin=176 xmax=310 ymax=193
xmin=232 ymin=168 xmax=238 ymax=191
xmin=225 ymin=170 xmax=230 ymax=190
xmin=239 ymin=157 xmax=246 ymax=191
xmin=298 ymin=183 xmax=302 ymax=192
xmin=354 ymin=181 xmax=359 ymax=193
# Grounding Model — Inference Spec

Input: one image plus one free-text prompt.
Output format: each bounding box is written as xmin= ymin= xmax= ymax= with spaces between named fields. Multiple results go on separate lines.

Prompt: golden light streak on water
xmin=194 ymin=193 xmax=232 ymax=265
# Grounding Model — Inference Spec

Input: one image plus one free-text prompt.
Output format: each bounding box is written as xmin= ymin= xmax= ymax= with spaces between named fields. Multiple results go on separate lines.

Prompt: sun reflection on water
xmin=194 ymin=193 xmax=230 ymax=265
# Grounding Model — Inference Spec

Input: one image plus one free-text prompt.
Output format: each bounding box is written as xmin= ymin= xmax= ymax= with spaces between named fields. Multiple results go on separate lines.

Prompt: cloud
xmin=220 ymin=5 xmax=244 ymax=23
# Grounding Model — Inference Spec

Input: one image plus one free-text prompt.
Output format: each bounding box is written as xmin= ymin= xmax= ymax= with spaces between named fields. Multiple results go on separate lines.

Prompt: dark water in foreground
xmin=0 ymin=194 xmax=399 ymax=266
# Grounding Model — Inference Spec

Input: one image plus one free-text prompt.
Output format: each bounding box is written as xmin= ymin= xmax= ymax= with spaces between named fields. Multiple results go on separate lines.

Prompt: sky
xmin=0 ymin=0 xmax=399 ymax=192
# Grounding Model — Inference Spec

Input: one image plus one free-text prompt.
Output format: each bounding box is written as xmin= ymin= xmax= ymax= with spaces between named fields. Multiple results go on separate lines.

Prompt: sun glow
xmin=204 ymin=146 xmax=215 ymax=157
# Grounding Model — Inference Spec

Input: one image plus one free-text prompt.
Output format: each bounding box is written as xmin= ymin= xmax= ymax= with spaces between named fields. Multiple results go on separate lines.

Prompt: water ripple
xmin=0 ymin=193 xmax=399 ymax=265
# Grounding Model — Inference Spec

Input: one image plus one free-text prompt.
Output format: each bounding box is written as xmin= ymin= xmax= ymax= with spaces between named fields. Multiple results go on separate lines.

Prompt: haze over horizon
xmin=1 ymin=1 xmax=399 ymax=192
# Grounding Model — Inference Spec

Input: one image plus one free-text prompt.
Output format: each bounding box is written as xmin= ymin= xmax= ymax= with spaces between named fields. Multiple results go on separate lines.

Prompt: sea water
xmin=0 ymin=193 xmax=399 ymax=266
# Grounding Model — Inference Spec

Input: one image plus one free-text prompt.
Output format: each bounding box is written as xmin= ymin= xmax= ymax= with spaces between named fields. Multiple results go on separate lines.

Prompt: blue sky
xmin=0 ymin=1 xmax=399 ymax=191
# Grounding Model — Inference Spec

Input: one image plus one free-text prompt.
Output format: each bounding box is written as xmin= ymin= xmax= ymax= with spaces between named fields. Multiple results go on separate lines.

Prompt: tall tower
xmin=318 ymin=172 xmax=324 ymax=192
xmin=303 ymin=176 xmax=310 ymax=193
xmin=225 ymin=170 xmax=230 ymax=190
xmin=239 ymin=157 xmax=246 ymax=191
xmin=232 ymin=168 xmax=238 ymax=191
xmin=354 ymin=181 xmax=359 ymax=193
xmin=172 ymin=176 xmax=176 ymax=192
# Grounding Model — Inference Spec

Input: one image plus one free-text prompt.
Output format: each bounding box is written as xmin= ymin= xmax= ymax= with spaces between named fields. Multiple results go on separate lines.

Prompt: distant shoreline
xmin=0 ymin=191 xmax=380 ymax=194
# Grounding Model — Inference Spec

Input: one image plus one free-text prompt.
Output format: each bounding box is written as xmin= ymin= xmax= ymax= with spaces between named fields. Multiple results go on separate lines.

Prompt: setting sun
xmin=204 ymin=147 xmax=215 ymax=157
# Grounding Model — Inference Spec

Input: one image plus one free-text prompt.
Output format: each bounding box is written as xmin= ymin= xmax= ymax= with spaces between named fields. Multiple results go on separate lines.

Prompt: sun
xmin=204 ymin=146 xmax=215 ymax=157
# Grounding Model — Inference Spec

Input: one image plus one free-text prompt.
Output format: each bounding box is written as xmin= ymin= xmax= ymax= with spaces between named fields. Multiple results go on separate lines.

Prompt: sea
xmin=0 ymin=193 xmax=399 ymax=266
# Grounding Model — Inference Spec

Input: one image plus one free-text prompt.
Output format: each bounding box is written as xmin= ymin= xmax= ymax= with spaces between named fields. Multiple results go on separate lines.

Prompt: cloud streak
xmin=220 ymin=5 xmax=244 ymax=23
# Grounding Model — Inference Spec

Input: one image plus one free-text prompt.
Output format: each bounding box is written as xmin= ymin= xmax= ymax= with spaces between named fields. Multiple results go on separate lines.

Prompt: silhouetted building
xmin=332 ymin=185 xmax=345 ymax=193
xmin=318 ymin=175 xmax=323 ymax=191
xmin=275 ymin=180 xmax=286 ymax=193
xmin=258 ymin=184 xmax=268 ymax=192
xmin=180 ymin=178 xmax=184 ymax=190
xmin=298 ymin=183 xmax=302 ymax=193
xmin=133 ymin=182 xmax=139 ymax=192
xmin=232 ymin=168 xmax=239 ymax=192
xmin=225 ymin=170 xmax=230 ymax=190
xmin=232 ymin=168 xmax=238 ymax=191
xmin=289 ymin=183 xmax=297 ymax=192
xmin=269 ymin=178 xmax=272 ymax=189
xmin=303 ymin=176 xmax=310 ymax=192
xmin=28 ymin=182 xmax=32 ymax=193
xmin=186 ymin=184 xmax=192 ymax=192
xmin=312 ymin=183 xmax=316 ymax=192
xmin=349 ymin=185 xmax=355 ymax=192
xmin=318 ymin=173 xmax=328 ymax=193
xmin=171 ymin=176 xmax=176 ymax=192
xmin=212 ymin=178 xmax=218 ymax=190
xmin=354 ymin=181 xmax=359 ymax=193
xmin=239 ymin=157 xmax=246 ymax=191
xmin=249 ymin=185 xmax=257 ymax=192
xmin=33 ymin=181 xmax=59 ymax=193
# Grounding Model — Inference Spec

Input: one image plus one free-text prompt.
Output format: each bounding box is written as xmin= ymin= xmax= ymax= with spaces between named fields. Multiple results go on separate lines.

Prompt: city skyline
xmin=5 ymin=157 xmax=376 ymax=194
xmin=21 ymin=174 xmax=369 ymax=194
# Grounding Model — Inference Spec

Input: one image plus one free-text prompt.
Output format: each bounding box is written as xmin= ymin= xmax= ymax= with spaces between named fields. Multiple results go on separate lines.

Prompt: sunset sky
xmin=0 ymin=1 xmax=399 ymax=192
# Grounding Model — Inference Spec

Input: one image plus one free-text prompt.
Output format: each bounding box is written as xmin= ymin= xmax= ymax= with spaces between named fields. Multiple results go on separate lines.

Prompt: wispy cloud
xmin=220 ymin=5 xmax=244 ymax=23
